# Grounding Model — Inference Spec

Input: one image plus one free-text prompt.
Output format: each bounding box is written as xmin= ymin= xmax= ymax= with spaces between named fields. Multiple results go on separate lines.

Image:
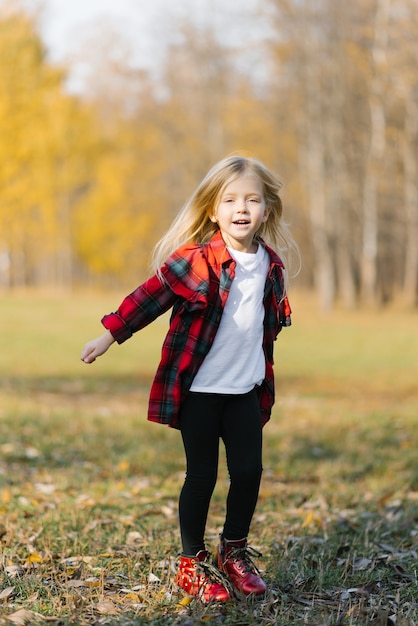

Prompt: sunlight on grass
xmin=0 ymin=291 xmax=417 ymax=625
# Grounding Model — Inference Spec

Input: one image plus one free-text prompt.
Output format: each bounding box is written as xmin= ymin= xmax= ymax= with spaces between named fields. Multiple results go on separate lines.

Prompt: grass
xmin=0 ymin=290 xmax=417 ymax=625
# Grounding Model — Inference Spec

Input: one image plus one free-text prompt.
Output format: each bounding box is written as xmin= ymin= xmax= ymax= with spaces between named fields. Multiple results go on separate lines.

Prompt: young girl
xmin=81 ymin=155 xmax=297 ymax=602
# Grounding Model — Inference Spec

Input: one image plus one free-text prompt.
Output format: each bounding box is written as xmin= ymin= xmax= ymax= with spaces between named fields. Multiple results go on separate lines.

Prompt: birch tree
xmin=391 ymin=0 xmax=418 ymax=306
xmin=360 ymin=0 xmax=390 ymax=304
xmin=401 ymin=98 xmax=418 ymax=306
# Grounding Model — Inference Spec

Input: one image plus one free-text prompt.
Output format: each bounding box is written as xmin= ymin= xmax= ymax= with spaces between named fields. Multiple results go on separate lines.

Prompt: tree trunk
xmin=305 ymin=142 xmax=335 ymax=311
xmin=360 ymin=0 xmax=390 ymax=304
xmin=402 ymin=97 xmax=418 ymax=306
xmin=327 ymin=7 xmax=357 ymax=308
xmin=297 ymin=2 xmax=335 ymax=310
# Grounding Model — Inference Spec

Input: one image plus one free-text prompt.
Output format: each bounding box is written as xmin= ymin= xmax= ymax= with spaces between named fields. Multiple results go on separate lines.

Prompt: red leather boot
xmin=216 ymin=537 xmax=267 ymax=597
xmin=175 ymin=550 xmax=232 ymax=602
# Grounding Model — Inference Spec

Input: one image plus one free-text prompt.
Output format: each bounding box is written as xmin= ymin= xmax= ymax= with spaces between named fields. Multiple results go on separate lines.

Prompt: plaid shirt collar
xmin=207 ymin=230 xmax=285 ymax=270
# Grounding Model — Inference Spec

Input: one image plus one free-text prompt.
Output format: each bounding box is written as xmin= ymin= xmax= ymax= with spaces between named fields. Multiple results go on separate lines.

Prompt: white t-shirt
xmin=190 ymin=243 xmax=269 ymax=394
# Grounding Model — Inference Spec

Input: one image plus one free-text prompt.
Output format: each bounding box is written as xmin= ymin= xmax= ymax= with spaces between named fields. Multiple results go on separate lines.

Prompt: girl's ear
xmin=263 ymin=206 xmax=271 ymax=222
xmin=210 ymin=215 xmax=217 ymax=223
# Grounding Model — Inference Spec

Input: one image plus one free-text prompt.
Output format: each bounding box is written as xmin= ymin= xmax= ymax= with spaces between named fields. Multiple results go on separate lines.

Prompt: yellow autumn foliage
xmin=0 ymin=0 xmax=417 ymax=307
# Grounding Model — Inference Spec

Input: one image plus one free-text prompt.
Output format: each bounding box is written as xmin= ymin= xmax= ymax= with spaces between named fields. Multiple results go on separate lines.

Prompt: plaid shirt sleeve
xmin=101 ymin=273 xmax=178 ymax=343
xmin=102 ymin=243 xmax=214 ymax=345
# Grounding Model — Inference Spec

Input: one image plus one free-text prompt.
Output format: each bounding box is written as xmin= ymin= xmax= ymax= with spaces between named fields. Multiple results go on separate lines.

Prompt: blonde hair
xmin=152 ymin=155 xmax=300 ymax=287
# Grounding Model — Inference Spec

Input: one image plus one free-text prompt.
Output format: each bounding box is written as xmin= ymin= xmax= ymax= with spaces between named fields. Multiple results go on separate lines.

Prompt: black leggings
xmin=178 ymin=389 xmax=263 ymax=555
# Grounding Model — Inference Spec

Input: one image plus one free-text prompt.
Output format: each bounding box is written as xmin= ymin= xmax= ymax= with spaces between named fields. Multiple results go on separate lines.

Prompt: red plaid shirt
xmin=102 ymin=231 xmax=291 ymax=429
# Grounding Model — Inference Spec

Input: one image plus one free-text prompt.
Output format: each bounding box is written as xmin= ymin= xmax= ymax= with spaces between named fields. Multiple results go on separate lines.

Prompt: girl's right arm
xmin=81 ymin=330 xmax=115 ymax=364
xmin=80 ymin=272 xmax=176 ymax=364
xmin=81 ymin=246 xmax=199 ymax=363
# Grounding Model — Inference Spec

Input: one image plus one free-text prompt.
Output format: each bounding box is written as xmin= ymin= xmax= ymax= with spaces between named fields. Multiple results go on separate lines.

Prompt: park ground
xmin=0 ymin=291 xmax=417 ymax=625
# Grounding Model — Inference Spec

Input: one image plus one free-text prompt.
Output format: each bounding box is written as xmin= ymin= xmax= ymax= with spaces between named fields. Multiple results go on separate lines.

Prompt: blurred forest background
xmin=1 ymin=0 xmax=417 ymax=310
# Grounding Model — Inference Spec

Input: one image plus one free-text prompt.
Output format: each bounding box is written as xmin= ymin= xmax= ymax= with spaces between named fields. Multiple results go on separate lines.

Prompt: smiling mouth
xmin=233 ymin=220 xmax=250 ymax=225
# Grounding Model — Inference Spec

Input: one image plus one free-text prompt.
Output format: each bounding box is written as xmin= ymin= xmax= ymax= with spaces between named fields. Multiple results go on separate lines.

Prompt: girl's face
xmin=211 ymin=172 xmax=270 ymax=253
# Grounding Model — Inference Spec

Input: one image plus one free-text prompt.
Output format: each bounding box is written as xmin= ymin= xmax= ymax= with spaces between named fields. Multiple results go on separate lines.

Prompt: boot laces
xmin=226 ymin=545 xmax=263 ymax=575
xmin=195 ymin=559 xmax=233 ymax=592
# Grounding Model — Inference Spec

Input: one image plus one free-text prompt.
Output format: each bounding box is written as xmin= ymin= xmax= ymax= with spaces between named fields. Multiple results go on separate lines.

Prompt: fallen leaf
xmin=4 ymin=565 xmax=24 ymax=578
xmin=160 ymin=505 xmax=175 ymax=518
xmin=24 ymin=447 xmax=41 ymax=459
xmin=84 ymin=577 xmax=100 ymax=587
xmin=126 ymin=531 xmax=143 ymax=545
xmin=376 ymin=541 xmax=397 ymax=553
xmin=148 ymin=573 xmax=160 ymax=583
xmin=377 ymin=491 xmax=395 ymax=507
xmin=390 ymin=562 xmax=414 ymax=581
xmin=26 ymin=552 xmax=43 ymax=564
xmin=3 ymin=608 xmax=40 ymax=625
xmin=66 ymin=580 xmax=85 ymax=588
xmin=302 ymin=510 xmax=323 ymax=528
xmin=0 ymin=587 xmax=15 ymax=602
xmin=26 ymin=592 xmax=39 ymax=603
xmin=117 ymin=460 xmax=130 ymax=472
xmin=352 ymin=557 xmax=372 ymax=570
xmin=94 ymin=599 xmax=119 ymax=615
xmin=1 ymin=489 xmax=11 ymax=504
xmin=119 ymin=592 xmax=140 ymax=602
xmin=34 ymin=483 xmax=56 ymax=495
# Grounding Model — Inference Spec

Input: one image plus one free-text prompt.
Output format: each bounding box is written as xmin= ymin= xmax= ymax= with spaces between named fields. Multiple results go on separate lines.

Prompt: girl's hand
xmin=81 ymin=330 xmax=115 ymax=364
